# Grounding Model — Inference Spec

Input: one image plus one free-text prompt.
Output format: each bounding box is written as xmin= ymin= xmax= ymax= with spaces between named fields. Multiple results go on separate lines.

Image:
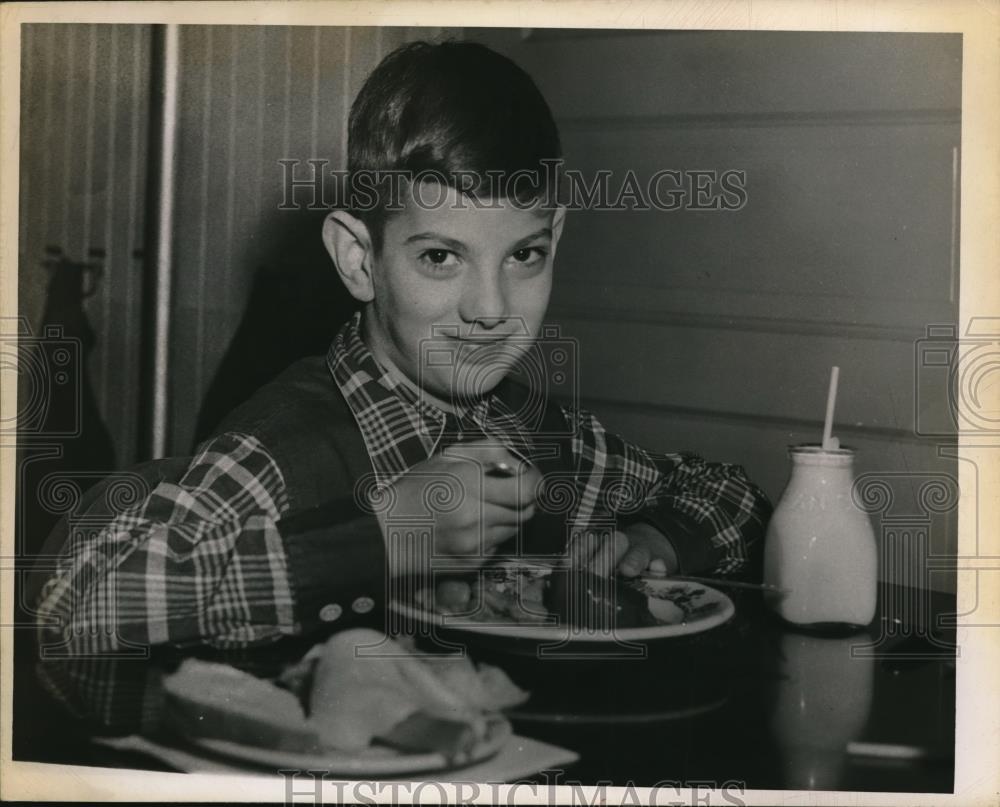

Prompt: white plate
xmin=508 ymin=696 xmax=729 ymax=725
xmin=390 ymin=567 xmax=735 ymax=643
xmin=184 ymin=714 xmax=512 ymax=776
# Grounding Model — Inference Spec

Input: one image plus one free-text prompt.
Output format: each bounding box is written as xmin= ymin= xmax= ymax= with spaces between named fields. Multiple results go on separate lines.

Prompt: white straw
xmin=822 ymin=366 xmax=840 ymax=450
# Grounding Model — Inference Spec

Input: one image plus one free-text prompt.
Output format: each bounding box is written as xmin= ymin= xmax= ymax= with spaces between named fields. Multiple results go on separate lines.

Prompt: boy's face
xmin=362 ymin=184 xmax=563 ymax=407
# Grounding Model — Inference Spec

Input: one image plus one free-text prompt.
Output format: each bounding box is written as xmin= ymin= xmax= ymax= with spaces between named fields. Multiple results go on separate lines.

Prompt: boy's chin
xmin=425 ymin=369 xmax=510 ymax=406
xmin=416 ymin=345 xmax=530 ymax=406
xmin=444 ymin=379 xmax=505 ymax=404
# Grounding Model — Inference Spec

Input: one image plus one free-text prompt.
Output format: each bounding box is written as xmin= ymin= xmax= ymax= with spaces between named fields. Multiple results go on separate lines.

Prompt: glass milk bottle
xmin=763 ymin=445 xmax=877 ymax=630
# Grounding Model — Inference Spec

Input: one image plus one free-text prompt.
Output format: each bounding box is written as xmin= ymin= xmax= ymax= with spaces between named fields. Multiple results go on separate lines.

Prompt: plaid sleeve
xmin=34 ymin=433 xmax=298 ymax=657
xmin=564 ymin=406 xmax=772 ymax=577
xmin=34 ymin=432 xmax=389 ymax=726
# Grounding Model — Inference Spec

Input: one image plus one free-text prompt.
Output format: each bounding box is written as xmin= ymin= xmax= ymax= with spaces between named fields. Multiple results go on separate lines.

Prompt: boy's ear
xmin=322 ymin=211 xmax=375 ymax=303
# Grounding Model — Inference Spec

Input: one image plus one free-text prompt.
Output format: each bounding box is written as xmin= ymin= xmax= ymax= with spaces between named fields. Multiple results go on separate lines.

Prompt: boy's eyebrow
xmin=404 ymin=232 xmax=469 ymax=251
xmin=404 ymin=228 xmax=553 ymax=252
xmin=509 ymin=228 xmax=553 ymax=249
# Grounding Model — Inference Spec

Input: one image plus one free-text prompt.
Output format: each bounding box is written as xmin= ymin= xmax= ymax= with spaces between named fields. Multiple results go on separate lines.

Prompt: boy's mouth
xmin=451 ymin=336 xmax=523 ymax=366
xmin=454 ymin=336 xmax=510 ymax=344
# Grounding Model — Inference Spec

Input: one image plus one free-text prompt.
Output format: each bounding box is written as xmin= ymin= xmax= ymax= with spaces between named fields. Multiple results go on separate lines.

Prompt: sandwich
xmin=162 ymin=628 xmax=528 ymax=761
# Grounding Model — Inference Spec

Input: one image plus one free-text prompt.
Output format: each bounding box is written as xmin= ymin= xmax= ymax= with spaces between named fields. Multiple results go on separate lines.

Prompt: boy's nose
xmin=460 ymin=271 xmax=509 ymax=331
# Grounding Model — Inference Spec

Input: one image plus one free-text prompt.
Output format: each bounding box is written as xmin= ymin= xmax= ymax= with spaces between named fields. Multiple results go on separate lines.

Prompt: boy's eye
xmin=509 ymin=247 xmax=547 ymax=267
xmin=418 ymin=249 xmax=460 ymax=270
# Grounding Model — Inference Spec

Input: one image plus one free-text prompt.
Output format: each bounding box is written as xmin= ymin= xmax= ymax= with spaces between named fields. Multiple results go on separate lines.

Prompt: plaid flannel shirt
xmin=36 ymin=313 xmax=771 ymax=670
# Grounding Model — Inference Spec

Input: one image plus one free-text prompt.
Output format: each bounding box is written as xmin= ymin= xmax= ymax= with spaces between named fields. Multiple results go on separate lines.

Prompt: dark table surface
xmin=13 ymin=582 xmax=955 ymax=793
xmin=502 ymin=582 xmax=956 ymax=792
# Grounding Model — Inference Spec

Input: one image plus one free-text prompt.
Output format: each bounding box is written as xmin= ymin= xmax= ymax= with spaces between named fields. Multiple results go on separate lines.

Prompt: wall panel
xmin=471 ymin=28 xmax=961 ymax=590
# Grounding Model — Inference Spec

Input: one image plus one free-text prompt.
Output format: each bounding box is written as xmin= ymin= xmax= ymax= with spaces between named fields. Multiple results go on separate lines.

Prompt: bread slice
xmin=163 ymin=659 xmax=322 ymax=753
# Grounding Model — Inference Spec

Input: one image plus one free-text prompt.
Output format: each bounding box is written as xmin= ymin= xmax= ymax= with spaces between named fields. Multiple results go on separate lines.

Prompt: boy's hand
xmin=569 ymin=529 xmax=630 ymax=577
xmin=570 ymin=522 xmax=679 ymax=578
xmin=617 ymin=521 xmax=679 ymax=577
xmin=377 ymin=441 xmax=540 ymax=577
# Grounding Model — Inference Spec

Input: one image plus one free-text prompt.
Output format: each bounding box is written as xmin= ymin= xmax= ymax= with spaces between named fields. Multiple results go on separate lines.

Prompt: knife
xmin=642 ymin=572 xmax=790 ymax=594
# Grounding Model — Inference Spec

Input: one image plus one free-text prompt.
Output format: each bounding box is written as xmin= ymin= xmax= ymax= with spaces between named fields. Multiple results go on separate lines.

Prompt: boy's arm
xmin=35 ymin=432 xmax=387 ymax=660
xmin=564 ymin=407 xmax=772 ymax=577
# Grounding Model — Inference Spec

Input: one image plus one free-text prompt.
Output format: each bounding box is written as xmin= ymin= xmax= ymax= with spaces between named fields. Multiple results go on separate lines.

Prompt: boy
xmin=32 ymin=42 xmax=770 ymax=723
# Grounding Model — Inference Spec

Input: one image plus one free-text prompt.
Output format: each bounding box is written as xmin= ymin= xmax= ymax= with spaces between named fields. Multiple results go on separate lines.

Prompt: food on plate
xmin=305 ymin=629 xmax=527 ymax=754
xmin=545 ymin=568 xmax=657 ymax=630
xmin=434 ymin=579 xmax=475 ymax=611
xmin=646 ymin=596 xmax=686 ymax=624
xmin=415 ymin=565 xmax=694 ymax=630
xmin=415 ymin=568 xmax=549 ymax=623
xmin=162 ymin=628 xmax=528 ymax=760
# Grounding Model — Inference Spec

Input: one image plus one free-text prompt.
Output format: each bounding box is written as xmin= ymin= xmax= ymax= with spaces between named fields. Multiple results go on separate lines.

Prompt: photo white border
xmin=1 ymin=1 xmax=997 ymax=804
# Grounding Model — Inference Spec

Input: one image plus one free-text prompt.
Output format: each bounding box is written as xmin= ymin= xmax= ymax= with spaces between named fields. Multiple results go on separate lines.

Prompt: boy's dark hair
xmin=347 ymin=40 xmax=562 ymax=249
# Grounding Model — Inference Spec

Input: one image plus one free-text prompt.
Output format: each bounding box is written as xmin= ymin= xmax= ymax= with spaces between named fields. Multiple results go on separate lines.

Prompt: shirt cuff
xmin=621 ymin=508 xmax=718 ymax=575
xmin=278 ymin=499 xmax=387 ymax=635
